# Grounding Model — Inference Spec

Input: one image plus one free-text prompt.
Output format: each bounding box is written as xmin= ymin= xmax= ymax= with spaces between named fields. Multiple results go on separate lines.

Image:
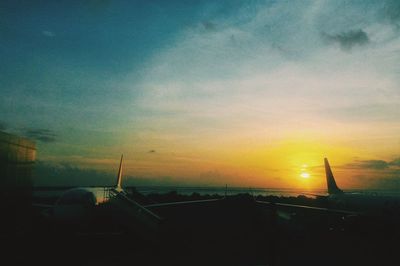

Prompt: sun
xmin=300 ymin=172 xmax=310 ymax=179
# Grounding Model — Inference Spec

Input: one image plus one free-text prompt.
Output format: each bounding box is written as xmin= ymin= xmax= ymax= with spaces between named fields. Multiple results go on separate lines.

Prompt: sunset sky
xmin=1 ymin=1 xmax=400 ymax=189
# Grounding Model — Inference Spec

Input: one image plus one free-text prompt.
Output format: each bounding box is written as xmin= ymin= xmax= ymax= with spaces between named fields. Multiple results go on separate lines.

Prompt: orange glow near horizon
xmin=108 ymin=137 xmax=361 ymax=190
xmin=37 ymin=129 xmax=399 ymax=191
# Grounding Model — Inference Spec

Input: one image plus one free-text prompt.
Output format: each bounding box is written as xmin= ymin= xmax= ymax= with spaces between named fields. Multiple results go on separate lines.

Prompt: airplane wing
xmin=32 ymin=203 xmax=53 ymax=208
xmin=144 ymin=198 xmax=223 ymax=209
xmin=298 ymin=192 xmax=328 ymax=198
xmin=255 ymin=200 xmax=360 ymax=215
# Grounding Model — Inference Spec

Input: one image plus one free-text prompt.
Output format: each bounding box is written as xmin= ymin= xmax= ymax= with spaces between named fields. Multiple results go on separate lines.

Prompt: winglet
xmin=324 ymin=158 xmax=343 ymax=195
xmin=116 ymin=154 xmax=123 ymax=191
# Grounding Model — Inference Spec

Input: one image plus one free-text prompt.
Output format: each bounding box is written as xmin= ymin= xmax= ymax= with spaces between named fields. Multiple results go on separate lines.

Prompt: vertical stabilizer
xmin=324 ymin=158 xmax=343 ymax=194
xmin=116 ymin=154 xmax=123 ymax=191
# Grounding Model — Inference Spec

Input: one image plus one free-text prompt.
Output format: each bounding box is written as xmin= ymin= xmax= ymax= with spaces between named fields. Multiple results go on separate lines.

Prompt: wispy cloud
xmin=23 ymin=128 xmax=57 ymax=143
xmin=42 ymin=30 xmax=55 ymax=37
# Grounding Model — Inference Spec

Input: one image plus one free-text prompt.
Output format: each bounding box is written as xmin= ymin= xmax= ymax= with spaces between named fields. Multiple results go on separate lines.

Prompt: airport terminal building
xmin=0 ymin=131 xmax=36 ymax=189
xmin=0 ymin=131 xmax=36 ymax=234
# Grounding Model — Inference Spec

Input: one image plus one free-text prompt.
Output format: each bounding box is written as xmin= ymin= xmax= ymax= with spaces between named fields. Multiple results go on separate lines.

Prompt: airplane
xmin=255 ymin=158 xmax=400 ymax=219
xmin=323 ymin=157 xmax=400 ymax=216
xmin=33 ymin=155 xmax=224 ymax=238
xmin=33 ymin=155 xmax=161 ymax=231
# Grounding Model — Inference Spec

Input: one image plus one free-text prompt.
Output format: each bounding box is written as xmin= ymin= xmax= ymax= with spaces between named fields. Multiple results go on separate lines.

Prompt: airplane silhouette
xmin=324 ymin=158 xmax=400 ymax=215
xmin=33 ymin=155 xmax=224 ymax=238
xmin=256 ymin=158 xmax=400 ymax=217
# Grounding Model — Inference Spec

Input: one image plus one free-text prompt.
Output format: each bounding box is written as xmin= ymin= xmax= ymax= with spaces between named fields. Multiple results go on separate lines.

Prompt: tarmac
xmin=4 ymin=193 xmax=400 ymax=266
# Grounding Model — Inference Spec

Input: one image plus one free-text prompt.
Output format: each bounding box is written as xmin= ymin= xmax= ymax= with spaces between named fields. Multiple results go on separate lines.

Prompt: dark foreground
xmin=4 ymin=193 xmax=400 ymax=266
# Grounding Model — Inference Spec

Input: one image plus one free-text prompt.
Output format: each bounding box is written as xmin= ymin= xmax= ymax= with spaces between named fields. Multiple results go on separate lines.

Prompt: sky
xmin=1 ymin=0 xmax=400 ymax=190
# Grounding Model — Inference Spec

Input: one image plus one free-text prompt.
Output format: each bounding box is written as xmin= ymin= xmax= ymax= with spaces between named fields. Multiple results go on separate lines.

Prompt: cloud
xmin=33 ymin=160 xmax=192 ymax=187
xmin=342 ymin=160 xmax=390 ymax=170
xmin=201 ymin=21 xmax=216 ymax=32
xmin=148 ymin=150 xmax=156 ymax=153
xmin=23 ymin=128 xmax=57 ymax=143
xmin=336 ymin=157 xmax=400 ymax=190
xmin=322 ymin=29 xmax=369 ymax=50
xmin=42 ymin=30 xmax=55 ymax=37
xmin=341 ymin=157 xmax=400 ymax=170
xmin=33 ymin=161 xmax=113 ymax=186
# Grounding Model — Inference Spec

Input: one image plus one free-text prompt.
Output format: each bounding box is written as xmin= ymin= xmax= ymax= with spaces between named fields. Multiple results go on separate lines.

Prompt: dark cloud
xmin=341 ymin=158 xmax=400 ymax=170
xmin=148 ymin=150 xmax=156 ymax=153
xmin=322 ymin=29 xmax=369 ymax=50
xmin=33 ymin=161 xmax=114 ymax=187
xmin=342 ymin=160 xmax=390 ymax=170
xmin=23 ymin=128 xmax=57 ymax=143
xmin=333 ymin=157 xmax=400 ymax=190
xmin=201 ymin=21 xmax=216 ymax=31
xmin=33 ymin=161 xmax=193 ymax=187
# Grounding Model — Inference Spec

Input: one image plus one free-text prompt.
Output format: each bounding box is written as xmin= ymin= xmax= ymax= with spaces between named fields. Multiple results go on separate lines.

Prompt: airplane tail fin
xmin=116 ymin=154 xmax=123 ymax=191
xmin=324 ymin=158 xmax=343 ymax=195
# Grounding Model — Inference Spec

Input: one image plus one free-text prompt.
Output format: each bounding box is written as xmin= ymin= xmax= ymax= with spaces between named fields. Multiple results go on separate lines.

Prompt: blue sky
xmin=1 ymin=1 xmax=400 ymax=188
